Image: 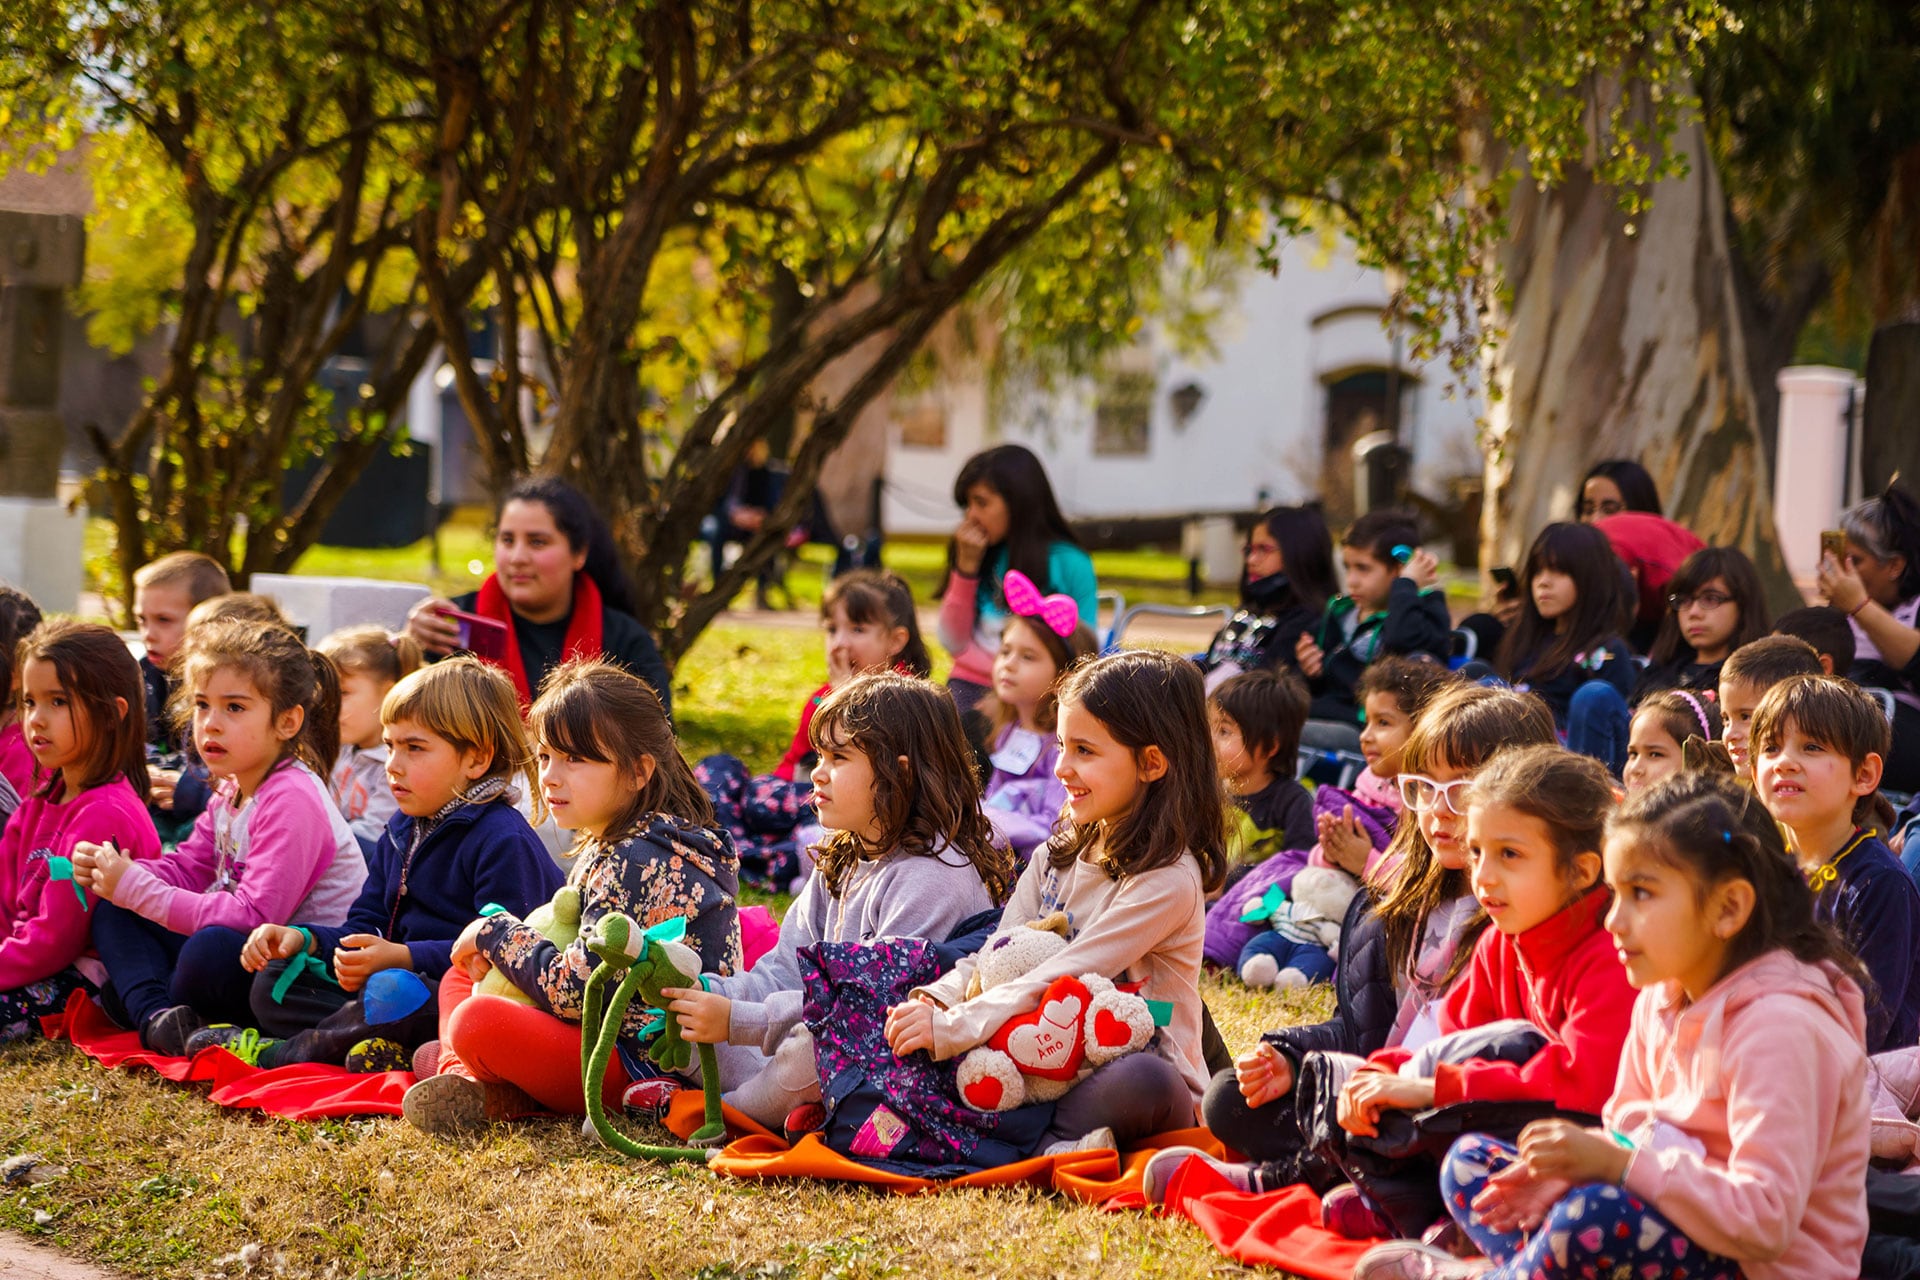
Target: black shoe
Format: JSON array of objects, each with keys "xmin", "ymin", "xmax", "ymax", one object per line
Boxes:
[{"xmin": 140, "ymin": 1005, "xmax": 206, "ymax": 1057}]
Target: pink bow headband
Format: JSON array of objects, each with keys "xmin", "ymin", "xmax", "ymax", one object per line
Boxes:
[{"xmin": 1002, "ymin": 570, "xmax": 1080, "ymax": 639}]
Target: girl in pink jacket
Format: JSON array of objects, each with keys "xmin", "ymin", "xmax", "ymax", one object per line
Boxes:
[{"xmin": 1355, "ymin": 771, "xmax": 1869, "ymax": 1280}]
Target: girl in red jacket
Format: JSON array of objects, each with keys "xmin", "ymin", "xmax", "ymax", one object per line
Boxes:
[
  {"xmin": 693, "ymin": 570, "xmax": 929, "ymax": 890},
  {"xmin": 1340, "ymin": 746, "xmax": 1630, "ymax": 1126},
  {"xmin": 1328, "ymin": 746, "xmax": 1633, "ymax": 1236}
]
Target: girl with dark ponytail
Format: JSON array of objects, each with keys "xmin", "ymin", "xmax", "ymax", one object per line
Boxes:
[{"xmin": 1360, "ymin": 771, "xmax": 1871, "ymax": 1280}]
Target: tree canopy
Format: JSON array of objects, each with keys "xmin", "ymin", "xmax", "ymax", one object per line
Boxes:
[{"xmin": 4, "ymin": 0, "xmax": 1721, "ymax": 655}]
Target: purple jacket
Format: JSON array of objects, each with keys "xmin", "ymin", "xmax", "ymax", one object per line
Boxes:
[{"xmin": 1203, "ymin": 780, "xmax": 1398, "ymax": 968}]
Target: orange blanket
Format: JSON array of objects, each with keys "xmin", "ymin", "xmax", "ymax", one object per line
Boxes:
[{"xmin": 662, "ymin": 1090, "xmax": 1223, "ymax": 1202}]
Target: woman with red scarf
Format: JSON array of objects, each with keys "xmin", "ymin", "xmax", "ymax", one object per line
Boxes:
[{"xmin": 405, "ymin": 478, "xmax": 672, "ymax": 715}]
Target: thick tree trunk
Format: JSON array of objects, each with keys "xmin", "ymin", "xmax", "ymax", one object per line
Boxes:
[
  {"xmin": 1863, "ymin": 317, "xmax": 1920, "ymax": 494},
  {"xmin": 1479, "ymin": 119, "xmax": 1799, "ymax": 611}
]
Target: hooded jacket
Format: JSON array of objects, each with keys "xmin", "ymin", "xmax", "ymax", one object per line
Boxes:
[
  {"xmin": 476, "ymin": 811, "xmax": 741, "ymax": 1035},
  {"xmin": 1608, "ymin": 950, "xmax": 1869, "ymax": 1280}
]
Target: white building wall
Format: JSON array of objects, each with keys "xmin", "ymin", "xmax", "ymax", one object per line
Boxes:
[{"xmin": 877, "ymin": 236, "xmax": 1483, "ymax": 534}]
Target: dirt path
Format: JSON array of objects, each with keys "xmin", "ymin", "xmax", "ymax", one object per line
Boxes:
[{"xmin": 0, "ymin": 1235, "xmax": 119, "ymax": 1280}]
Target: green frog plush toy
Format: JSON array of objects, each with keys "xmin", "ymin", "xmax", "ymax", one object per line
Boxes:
[{"xmin": 579, "ymin": 912, "xmax": 726, "ymax": 1159}]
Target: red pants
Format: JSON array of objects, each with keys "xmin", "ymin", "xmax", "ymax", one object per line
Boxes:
[{"xmin": 436, "ymin": 968, "xmax": 627, "ymax": 1114}]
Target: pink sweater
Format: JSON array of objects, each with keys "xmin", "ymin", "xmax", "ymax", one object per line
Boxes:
[
  {"xmin": 113, "ymin": 760, "xmax": 366, "ymax": 935},
  {"xmin": 1608, "ymin": 950, "xmax": 1869, "ymax": 1280},
  {"xmin": 0, "ymin": 722, "xmax": 36, "ymax": 802},
  {"xmin": 0, "ymin": 777, "xmax": 160, "ymax": 989}
]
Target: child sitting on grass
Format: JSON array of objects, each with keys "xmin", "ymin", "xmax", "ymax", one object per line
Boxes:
[
  {"xmin": 317, "ymin": 625, "xmax": 423, "ymax": 857},
  {"xmin": 974, "ymin": 572, "xmax": 1098, "ymax": 861},
  {"xmin": 1203, "ymin": 656, "xmax": 1452, "ymax": 970},
  {"xmin": 1296, "ymin": 511, "xmax": 1451, "ymax": 733},
  {"xmin": 1751, "ymin": 674, "xmax": 1919, "ymax": 1053},
  {"xmin": 1208, "ymin": 668, "xmax": 1314, "ymax": 887},
  {"xmin": 406, "ymin": 660, "xmax": 739, "ymax": 1133},
  {"xmin": 131, "ymin": 552, "xmax": 230, "ymax": 837},
  {"xmin": 1717, "ymin": 635, "xmax": 1824, "ymax": 781},
  {"xmin": 190, "ymin": 658, "xmax": 560, "ymax": 1072}
]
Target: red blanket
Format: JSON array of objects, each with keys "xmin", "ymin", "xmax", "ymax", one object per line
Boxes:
[
  {"xmin": 1149, "ymin": 1155, "xmax": 1381, "ymax": 1280},
  {"xmin": 42, "ymin": 994, "xmax": 411, "ymax": 1119}
]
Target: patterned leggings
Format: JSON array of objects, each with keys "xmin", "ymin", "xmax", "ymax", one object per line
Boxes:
[
  {"xmin": 0, "ymin": 968, "xmax": 93, "ymax": 1044},
  {"xmin": 696, "ymin": 753, "xmax": 813, "ymax": 890},
  {"xmin": 1441, "ymin": 1134, "xmax": 1740, "ymax": 1280}
]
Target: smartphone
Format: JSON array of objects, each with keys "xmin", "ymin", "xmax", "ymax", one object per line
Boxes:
[
  {"xmin": 1821, "ymin": 529, "xmax": 1848, "ymax": 565},
  {"xmin": 438, "ymin": 607, "xmax": 510, "ymax": 662},
  {"xmin": 1491, "ymin": 566, "xmax": 1518, "ymax": 595}
]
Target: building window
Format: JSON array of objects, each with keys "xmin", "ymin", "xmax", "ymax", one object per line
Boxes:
[
  {"xmin": 894, "ymin": 399, "xmax": 948, "ymax": 449},
  {"xmin": 1093, "ymin": 369, "xmax": 1154, "ymax": 456}
]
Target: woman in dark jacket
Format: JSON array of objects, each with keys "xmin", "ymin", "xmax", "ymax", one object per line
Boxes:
[{"xmin": 1201, "ymin": 506, "xmax": 1338, "ymax": 689}]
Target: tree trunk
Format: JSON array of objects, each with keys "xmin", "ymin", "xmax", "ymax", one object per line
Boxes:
[
  {"xmin": 1863, "ymin": 317, "xmax": 1920, "ymax": 494},
  {"xmin": 1479, "ymin": 118, "xmax": 1799, "ymax": 611}
]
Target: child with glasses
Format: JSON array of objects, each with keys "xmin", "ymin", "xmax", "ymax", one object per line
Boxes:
[
  {"xmin": 1144, "ymin": 685, "xmax": 1558, "ymax": 1205},
  {"xmin": 1635, "ymin": 547, "xmax": 1770, "ymax": 702}
]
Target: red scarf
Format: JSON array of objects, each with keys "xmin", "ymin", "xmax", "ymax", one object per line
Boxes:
[{"xmin": 473, "ymin": 572, "xmax": 605, "ymax": 707}]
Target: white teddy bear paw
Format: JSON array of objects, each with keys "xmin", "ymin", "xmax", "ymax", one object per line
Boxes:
[
  {"xmin": 1239, "ymin": 954, "xmax": 1280, "ymax": 988},
  {"xmin": 1274, "ymin": 967, "xmax": 1310, "ymax": 989},
  {"xmin": 956, "ymin": 1048, "xmax": 1024, "ymax": 1112}
]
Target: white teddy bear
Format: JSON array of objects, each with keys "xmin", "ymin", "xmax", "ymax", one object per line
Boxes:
[{"xmin": 954, "ymin": 913, "xmax": 1157, "ymax": 1113}]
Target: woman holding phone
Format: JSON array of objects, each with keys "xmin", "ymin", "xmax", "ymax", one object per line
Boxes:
[
  {"xmin": 1819, "ymin": 479, "xmax": 1920, "ymax": 793},
  {"xmin": 405, "ymin": 478, "xmax": 673, "ymax": 714}
]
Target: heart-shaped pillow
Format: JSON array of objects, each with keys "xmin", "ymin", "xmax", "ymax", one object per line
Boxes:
[{"xmin": 986, "ymin": 974, "xmax": 1091, "ymax": 1082}]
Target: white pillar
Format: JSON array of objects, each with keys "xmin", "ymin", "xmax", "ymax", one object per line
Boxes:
[
  {"xmin": 0, "ymin": 497, "xmax": 85, "ymax": 613},
  {"xmin": 1774, "ymin": 366, "xmax": 1859, "ymax": 585}
]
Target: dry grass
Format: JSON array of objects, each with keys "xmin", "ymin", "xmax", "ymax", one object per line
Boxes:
[{"xmin": 0, "ymin": 976, "xmax": 1334, "ymax": 1280}]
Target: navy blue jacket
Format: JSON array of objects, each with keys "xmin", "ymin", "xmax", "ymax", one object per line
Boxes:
[
  {"xmin": 304, "ymin": 797, "xmax": 562, "ymax": 978},
  {"xmin": 1509, "ymin": 635, "xmax": 1636, "ymax": 729},
  {"xmin": 1814, "ymin": 831, "xmax": 1920, "ymax": 1054},
  {"xmin": 1307, "ymin": 579, "xmax": 1453, "ymax": 723}
]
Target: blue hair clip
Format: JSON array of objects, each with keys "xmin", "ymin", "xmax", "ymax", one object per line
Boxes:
[
  {"xmin": 1391, "ymin": 544, "xmax": 1414, "ymax": 564},
  {"xmin": 1722, "ymin": 830, "xmax": 1733, "ymax": 844}
]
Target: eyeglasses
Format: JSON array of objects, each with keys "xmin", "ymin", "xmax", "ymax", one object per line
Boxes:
[
  {"xmin": 1398, "ymin": 773, "xmax": 1474, "ymax": 815},
  {"xmin": 1668, "ymin": 590, "xmax": 1734, "ymax": 611}
]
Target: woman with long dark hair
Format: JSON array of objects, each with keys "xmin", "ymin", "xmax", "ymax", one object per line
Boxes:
[
  {"xmin": 935, "ymin": 444, "xmax": 1097, "ymax": 712},
  {"xmin": 405, "ymin": 477, "xmax": 672, "ymax": 713},
  {"xmin": 1200, "ymin": 506, "xmax": 1338, "ymax": 690}
]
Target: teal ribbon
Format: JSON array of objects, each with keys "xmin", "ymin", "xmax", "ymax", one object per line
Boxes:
[
  {"xmin": 642, "ymin": 916, "xmax": 688, "ymax": 945},
  {"xmin": 1239, "ymin": 883, "xmax": 1288, "ymax": 924},
  {"xmin": 270, "ymin": 928, "xmax": 340, "ymax": 1004},
  {"xmin": 629, "ymin": 918, "xmax": 690, "ymax": 1040},
  {"xmin": 1144, "ymin": 999, "xmax": 1174, "ymax": 1028},
  {"xmin": 45, "ymin": 857, "xmax": 86, "ymax": 911}
]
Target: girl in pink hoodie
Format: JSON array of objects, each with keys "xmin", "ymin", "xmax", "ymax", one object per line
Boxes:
[{"xmin": 1355, "ymin": 771, "xmax": 1870, "ymax": 1280}]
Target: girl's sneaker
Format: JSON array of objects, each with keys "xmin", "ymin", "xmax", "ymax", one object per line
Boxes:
[
  {"xmin": 183, "ymin": 1024, "xmax": 279, "ymax": 1067},
  {"xmin": 1321, "ymin": 1182, "xmax": 1394, "ymax": 1239},
  {"xmin": 141, "ymin": 1005, "xmax": 207, "ymax": 1058},
  {"xmin": 344, "ymin": 1038, "xmax": 409, "ymax": 1074},
  {"xmin": 782, "ymin": 1101, "xmax": 826, "ymax": 1144},
  {"xmin": 620, "ymin": 1076, "xmax": 685, "ymax": 1123},
  {"xmin": 1140, "ymin": 1147, "xmax": 1267, "ymax": 1205},
  {"xmin": 401, "ymin": 1072, "xmax": 538, "ymax": 1135},
  {"xmin": 1352, "ymin": 1241, "xmax": 1492, "ymax": 1279},
  {"xmin": 410, "ymin": 1040, "xmax": 441, "ymax": 1078}
]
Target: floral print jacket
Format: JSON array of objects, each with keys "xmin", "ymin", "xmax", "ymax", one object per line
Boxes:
[{"xmin": 475, "ymin": 811, "xmax": 742, "ymax": 1033}]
